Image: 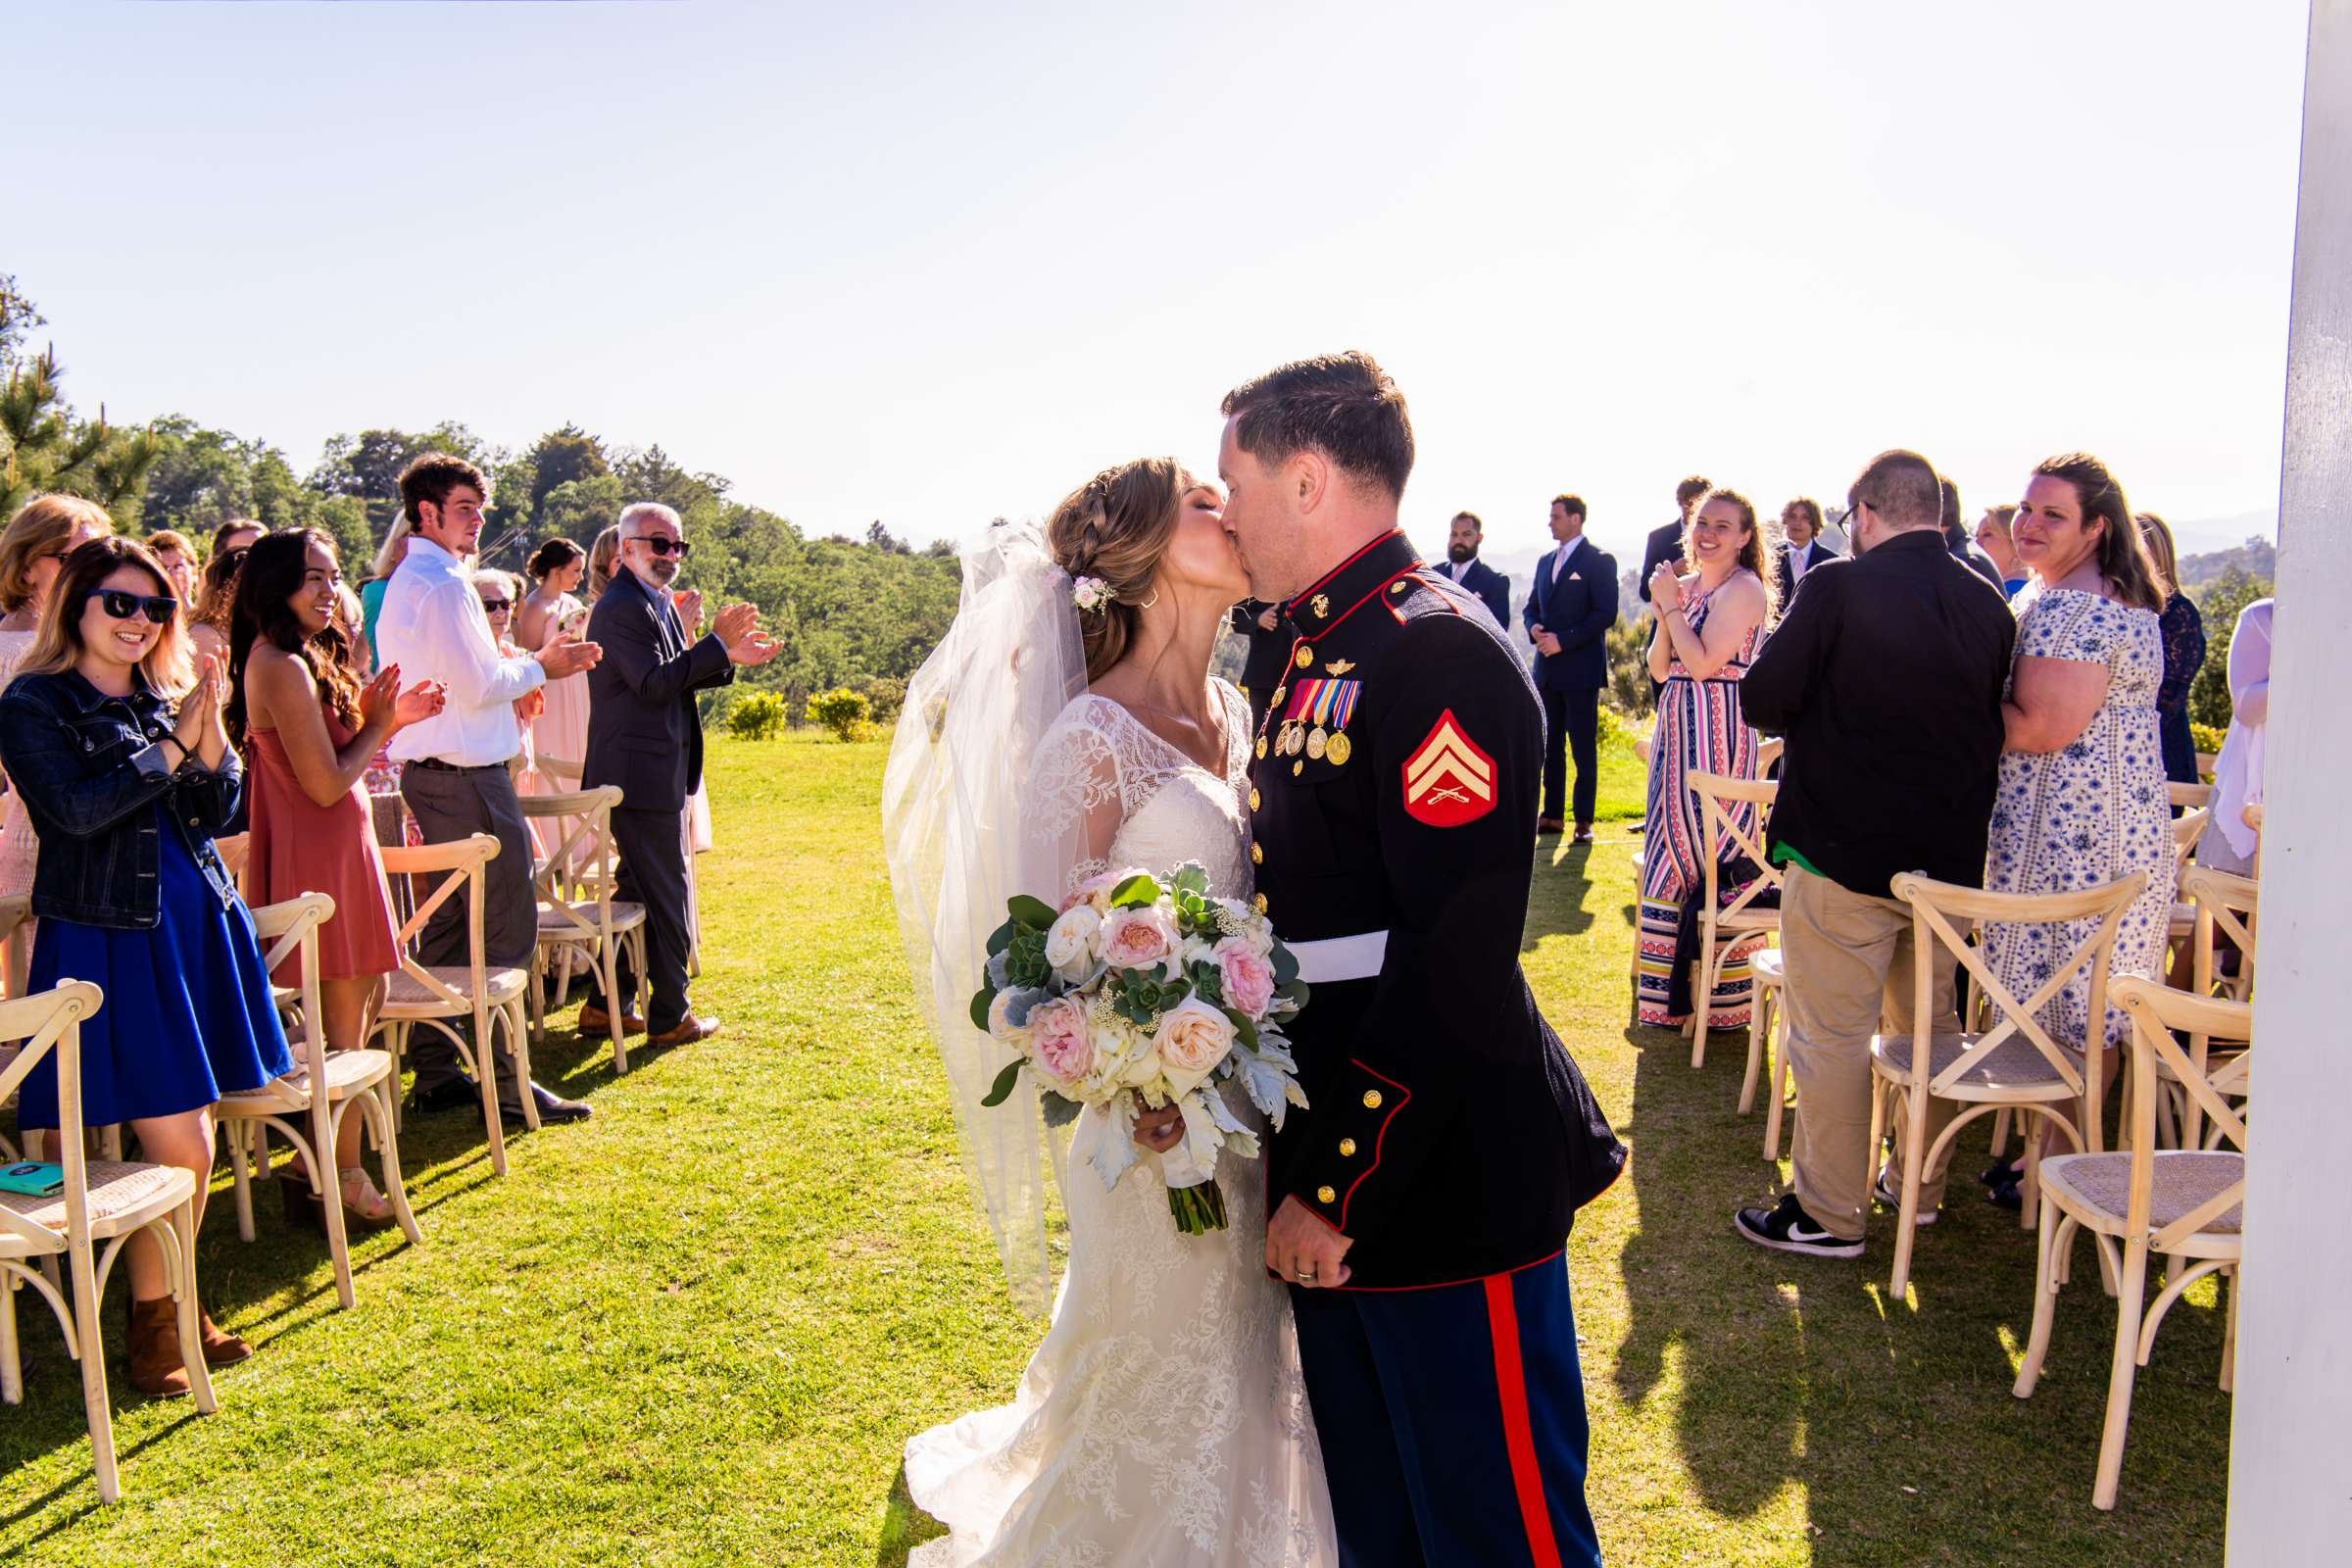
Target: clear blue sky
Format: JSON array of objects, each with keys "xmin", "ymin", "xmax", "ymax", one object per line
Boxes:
[{"xmin": 11, "ymin": 1, "xmax": 2309, "ymax": 561}]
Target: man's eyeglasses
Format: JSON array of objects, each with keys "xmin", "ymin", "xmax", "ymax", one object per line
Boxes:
[
  {"xmin": 86, "ymin": 588, "xmax": 177, "ymax": 625},
  {"xmin": 478, "ymin": 598, "xmax": 513, "ymax": 613},
  {"xmin": 630, "ymin": 536, "xmax": 692, "ymax": 558}
]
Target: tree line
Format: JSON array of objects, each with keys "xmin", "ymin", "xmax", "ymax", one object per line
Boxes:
[{"xmin": 0, "ymin": 273, "xmax": 959, "ymax": 725}]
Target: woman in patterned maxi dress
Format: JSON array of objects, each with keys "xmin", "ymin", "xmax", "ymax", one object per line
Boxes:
[
  {"xmin": 1975, "ymin": 455, "xmax": 2173, "ymax": 1201},
  {"xmin": 1636, "ymin": 490, "xmax": 1777, "ymax": 1030}
]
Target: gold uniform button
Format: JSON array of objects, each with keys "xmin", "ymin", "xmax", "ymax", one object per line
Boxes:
[
  {"xmin": 1295, "ymin": 646, "xmax": 1313, "ymax": 668},
  {"xmin": 1250, "ymin": 842, "xmax": 1263, "ymax": 865},
  {"xmin": 1254, "ymin": 736, "xmax": 1267, "ymax": 760},
  {"xmin": 1361, "ymin": 1090, "xmax": 1383, "ymax": 1109},
  {"xmin": 1270, "ymin": 686, "xmax": 1286, "ymax": 707},
  {"xmin": 1338, "ymin": 1138, "xmax": 1357, "ymax": 1156},
  {"xmin": 1391, "ymin": 580, "xmax": 1410, "ymax": 595},
  {"xmin": 1316, "ymin": 1186, "xmax": 1337, "ymax": 1204},
  {"xmin": 1249, "ymin": 788, "xmax": 1261, "ymax": 811},
  {"xmin": 1253, "ymin": 893, "xmax": 1268, "ymax": 914}
]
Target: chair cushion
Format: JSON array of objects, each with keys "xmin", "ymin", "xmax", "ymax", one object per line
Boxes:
[
  {"xmin": 2039, "ymin": 1151, "xmax": 2243, "ymax": 1236},
  {"xmin": 1870, "ymin": 1030, "xmax": 2077, "ymax": 1094},
  {"xmin": 381, "ymin": 965, "xmax": 529, "ymax": 1012},
  {"xmin": 0, "ymin": 1159, "xmax": 196, "ymax": 1251}
]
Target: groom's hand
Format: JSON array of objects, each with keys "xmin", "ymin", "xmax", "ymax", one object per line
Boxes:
[{"xmin": 1266, "ymin": 1197, "xmax": 1353, "ymax": 1289}]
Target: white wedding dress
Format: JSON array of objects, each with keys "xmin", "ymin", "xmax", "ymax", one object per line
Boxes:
[{"xmin": 905, "ymin": 684, "xmax": 1337, "ymax": 1568}]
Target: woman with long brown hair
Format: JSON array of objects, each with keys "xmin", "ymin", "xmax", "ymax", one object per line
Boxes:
[
  {"xmin": 1977, "ymin": 453, "xmax": 2172, "ymax": 1208},
  {"xmin": 0, "ymin": 536, "xmax": 290, "ymax": 1395},
  {"xmin": 232, "ymin": 528, "xmax": 444, "ymax": 1232},
  {"xmin": 1636, "ymin": 486, "xmax": 1777, "ymax": 1030}
]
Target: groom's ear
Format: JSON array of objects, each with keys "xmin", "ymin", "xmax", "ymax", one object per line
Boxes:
[{"xmin": 1293, "ymin": 448, "xmax": 1330, "ymax": 515}]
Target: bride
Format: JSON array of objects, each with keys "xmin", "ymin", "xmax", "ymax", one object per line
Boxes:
[{"xmin": 883, "ymin": 458, "xmax": 1336, "ymax": 1566}]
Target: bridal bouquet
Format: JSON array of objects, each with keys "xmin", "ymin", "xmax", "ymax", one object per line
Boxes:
[{"xmin": 971, "ymin": 863, "xmax": 1310, "ymax": 1234}]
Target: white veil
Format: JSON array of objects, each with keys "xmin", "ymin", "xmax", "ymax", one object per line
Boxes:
[{"xmin": 882, "ymin": 517, "xmax": 1090, "ymax": 1315}]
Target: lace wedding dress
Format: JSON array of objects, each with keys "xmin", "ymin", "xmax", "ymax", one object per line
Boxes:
[{"xmin": 906, "ymin": 684, "xmax": 1337, "ymax": 1568}]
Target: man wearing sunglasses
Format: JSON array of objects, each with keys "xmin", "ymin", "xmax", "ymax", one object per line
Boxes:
[
  {"xmin": 583, "ymin": 501, "xmax": 779, "ymax": 1048},
  {"xmin": 378, "ymin": 452, "xmax": 606, "ymax": 1129}
]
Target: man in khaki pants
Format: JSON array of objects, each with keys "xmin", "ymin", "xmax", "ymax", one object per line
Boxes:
[{"xmin": 1730, "ymin": 450, "xmax": 2016, "ymax": 1258}]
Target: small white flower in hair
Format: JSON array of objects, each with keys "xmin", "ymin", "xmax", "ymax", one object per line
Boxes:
[{"xmin": 1071, "ymin": 575, "xmax": 1113, "ymax": 614}]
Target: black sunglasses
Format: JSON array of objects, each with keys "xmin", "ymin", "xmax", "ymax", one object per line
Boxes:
[
  {"xmin": 86, "ymin": 588, "xmax": 177, "ymax": 625},
  {"xmin": 478, "ymin": 598, "xmax": 513, "ymax": 613},
  {"xmin": 631, "ymin": 536, "xmax": 692, "ymax": 558}
]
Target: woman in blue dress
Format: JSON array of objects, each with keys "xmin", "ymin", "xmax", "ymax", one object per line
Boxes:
[{"xmin": 0, "ymin": 534, "xmax": 293, "ymax": 1398}]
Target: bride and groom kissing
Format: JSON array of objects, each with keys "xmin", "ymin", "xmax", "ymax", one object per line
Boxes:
[{"xmin": 884, "ymin": 351, "xmax": 1624, "ymax": 1567}]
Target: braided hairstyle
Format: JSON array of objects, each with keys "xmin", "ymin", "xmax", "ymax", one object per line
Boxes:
[{"xmin": 1045, "ymin": 457, "xmax": 1195, "ymax": 681}]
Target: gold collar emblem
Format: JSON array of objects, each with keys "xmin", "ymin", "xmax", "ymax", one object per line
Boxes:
[{"xmin": 1310, "ymin": 594, "xmax": 1332, "ymax": 619}]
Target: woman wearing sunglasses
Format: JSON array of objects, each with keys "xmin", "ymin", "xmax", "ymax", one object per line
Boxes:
[{"xmin": 0, "ymin": 535, "xmax": 294, "ymax": 1398}]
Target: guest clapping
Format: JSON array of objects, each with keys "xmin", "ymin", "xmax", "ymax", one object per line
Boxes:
[
  {"xmin": 0, "ymin": 536, "xmax": 292, "ymax": 1395},
  {"xmin": 1636, "ymin": 489, "xmax": 1774, "ymax": 1030},
  {"xmin": 583, "ymin": 502, "xmax": 779, "ymax": 1047},
  {"xmin": 520, "ymin": 538, "xmax": 592, "ymax": 771},
  {"xmin": 376, "ymin": 453, "xmax": 603, "ymax": 1127},
  {"xmin": 1978, "ymin": 454, "xmax": 2172, "ymax": 1208},
  {"xmin": 230, "ymin": 529, "xmax": 446, "ymax": 1231}
]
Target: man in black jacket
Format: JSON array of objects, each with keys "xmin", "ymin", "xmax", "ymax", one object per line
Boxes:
[
  {"xmin": 1637, "ymin": 474, "xmax": 1713, "ymax": 603},
  {"xmin": 1773, "ymin": 496, "xmax": 1840, "ymax": 607},
  {"xmin": 1732, "ymin": 450, "xmax": 2016, "ymax": 1259},
  {"xmin": 1432, "ymin": 511, "xmax": 1513, "ymax": 630},
  {"xmin": 582, "ymin": 502, "xmax": 779, "ymax": 1047},
  {"xmin": 1523, "ymin": 494, "xmax": 1618, "ymax": 839}
]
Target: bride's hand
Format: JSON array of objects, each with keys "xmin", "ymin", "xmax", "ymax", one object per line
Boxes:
[{"xmin": 1132, "ymin": 1103, "xmax": 1186, "ymax": 1153}]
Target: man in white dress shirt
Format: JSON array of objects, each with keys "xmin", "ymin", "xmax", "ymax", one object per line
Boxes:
[
  {"xmin": 376, "ymin": 453, "xmax": 604, "ymax": 1126},
  {"xmin": 1774, "ymin": 497, "xmax": 1840, "ymax": 608},
  {"xmin": 1435, "ymin": 512, "xmax": 1513, "ymax": 630}
]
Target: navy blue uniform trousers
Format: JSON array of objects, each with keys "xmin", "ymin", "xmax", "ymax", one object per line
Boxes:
[{"xmin": 1290, "ymin": 1256, "xmax": 1602, "ymax": 1567}]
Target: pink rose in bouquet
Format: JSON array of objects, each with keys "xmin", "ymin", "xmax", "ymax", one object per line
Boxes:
[
  {"xmin": 1212, "ymin": 937, "xmax": 1277, "ymax": 1018},
  {"xmin": 1027, "ymin": 998, "xmax": 1094, "ymax": 1087},
  {"xmin": 1156, "ymin": 997, "xmax": 1236, "ymax": 1095},
  {"xmin": 1101, "ymin": 904, "xmax": 1179, "ymax": 970}
]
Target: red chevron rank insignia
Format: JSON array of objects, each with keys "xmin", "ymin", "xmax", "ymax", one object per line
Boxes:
[{"xmin": 1400, "ymin": 710, "xmax": 1495, "ymax": 827}]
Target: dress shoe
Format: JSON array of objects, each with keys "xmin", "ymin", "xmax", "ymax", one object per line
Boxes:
[
  {"xmin": 410, "ymin": 1073, "xmax": 483, "ymax": 1115},
  {"xmin": 1538, "ymin": 816, "xmax": 1566, "ymax": 833},
  {"xmin": 126, "ymin": 1297, "xmax": 192, "ymax": 1398},
  {"xmin": 649, "ymin": 1015, "xmax": 720, "ymax": 1048},
  {"xmin": 578, "ymin": 1004, "xmax": 647, "ymax": 1037},
  {"xmin": 502, "ymin": 1084, "xmax": 593, "ymax": 1127}
]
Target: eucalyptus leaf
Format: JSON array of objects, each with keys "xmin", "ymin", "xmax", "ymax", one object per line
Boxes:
[
  {"xmin": 1222, "ymin": 1007, "xmax": 1259, "ymax": 1049},
  {"xmin": 978, "ymin": 1057, "xmax": 1024, "ymax": 1107},
  {"xmin": 1006, "ymin": 894, "xmax": 1059, "ymax": 931},
  {"xmin": 1271, "ymin": 943, "xmax": 1299, "ymax": 987},
  {"xmin": 1109, "ymin": 873, "xmax": 1160, "ymax": 907},
  {"xmin": 987, "ymin": 918, "xmax": 1018, "ymax": 958},
  {"xmin": 1040, "ymin": 1091, "xmax": 1083, "ymax": 1129},
  {"xmin": 968, "ymin": 988, "xmax": 995, "ymax": 1033}
]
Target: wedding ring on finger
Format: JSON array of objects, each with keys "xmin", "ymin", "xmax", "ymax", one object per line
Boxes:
[{"xmin": 1295, "ymin": 1268, "xmax": 1317, "ymax": 1285}]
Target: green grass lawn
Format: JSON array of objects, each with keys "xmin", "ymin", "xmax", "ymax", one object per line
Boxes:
[{"xmin": 0, "ymin": 733, "xmax": 2227, "ymax": 1565}]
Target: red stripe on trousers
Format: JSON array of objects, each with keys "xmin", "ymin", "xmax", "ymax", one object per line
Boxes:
[{"xmin": 1485, "ymin": 1273, "xmax": 1564, "ymax": 1568}]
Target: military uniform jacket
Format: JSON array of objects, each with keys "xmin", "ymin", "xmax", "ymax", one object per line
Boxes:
[{"xmin": 1249, "ymin": 531, "xmax": 1624, "ymax": 1290}]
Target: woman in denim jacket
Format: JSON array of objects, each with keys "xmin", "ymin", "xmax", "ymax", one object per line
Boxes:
[{"xmin": 0, "ymin": 536, "xmax": 293, "ymax": 1398}]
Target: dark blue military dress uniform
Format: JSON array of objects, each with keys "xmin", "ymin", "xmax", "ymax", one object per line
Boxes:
[{"xmin": 1248, "ymin": 530, "xmax": 1625, "ymax": 1568}]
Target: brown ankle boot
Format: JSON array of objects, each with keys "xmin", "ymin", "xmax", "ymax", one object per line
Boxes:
[
  {"xmin": 126, "ymin": 1297, "xmax": 193, "ymax": 1399},
  {"xmin": 196, "ymin": 1305, "xmax": 251, "ymax": 1366}
]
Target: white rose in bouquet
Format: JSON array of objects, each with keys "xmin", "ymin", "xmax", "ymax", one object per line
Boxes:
[
  {"xmin": 1156, "ymin": 996, "xmax": 1237, "ymax": 1096},
  {"xmin": 1044, "ymin": 905, "xmax": 1103, "ymax": 976}
]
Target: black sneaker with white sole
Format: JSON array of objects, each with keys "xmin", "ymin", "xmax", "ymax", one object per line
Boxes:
[
  {"xmin": 1735, "ymin": 1194, "xmax": 1865, "ymax": 1258},
  {"xmin": 1872, "ymin": 1166, "xmax": 1939, "ymax": 1225}
]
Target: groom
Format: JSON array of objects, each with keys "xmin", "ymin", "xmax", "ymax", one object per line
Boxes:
[{"xmin": 1219, "ymin": 352, "xmax": 1623, "ymax": 1568}]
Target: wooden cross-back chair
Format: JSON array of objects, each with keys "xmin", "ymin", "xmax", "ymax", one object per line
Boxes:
[
  {"xmin": 371, "ymin": 834, "xmax": 531, "ymax": 1179},
  {"xmin": 0, "ymin": 979, "xmax": 216, "ymax": 1502},
  {"xmin": 1873, "ymin": 869, "xmax": 2147, "ymax": 1301},
  {"xmin": 2012, "ymin": 976, "xmax": 2248, "ymax": 1511},
  {"xmin": 2166, "ymin": 781, "xmax": 2214, "ymax": 811},
  {"xmin": 539, "ymin": 751, "xmax": 703, "ymax": 980},
  {"xmin": 517, "ymin": 784, "xmax": 647, "ymax": 1074},
  {"xmin": 216, "ymin": 893, "xmax": 421, "ymax": 1309},
  {"xmin": 1686, "ymin": 771, "xmax": 1782, "ymax": 1074}
]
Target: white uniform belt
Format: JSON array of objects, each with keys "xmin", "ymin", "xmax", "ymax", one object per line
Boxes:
[{"xmin": 1288, "ymin": 930, "xmax": 1389, "ymax": 984}]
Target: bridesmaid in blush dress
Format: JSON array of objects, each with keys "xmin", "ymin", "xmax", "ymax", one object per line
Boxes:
[{"xmin": 231, "ymin": 529, "xmax": 447, "ymax": 1229}]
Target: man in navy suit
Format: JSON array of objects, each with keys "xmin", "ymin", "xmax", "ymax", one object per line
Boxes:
[
  {"xmin": 582, "ymin": 502, "xmax": 781, "ymax": 1047},
  {"xmin": 1523, "ymin": 494, "xmax": 1618, "ymax": 841},
  {"xmin": 1638, "ymin": 475, "xmax": 1713, "ymax": 604},
  {"xmin": 1432, "ymin": 511, "xmax": 1513, "ymax": 631},
  {"xmin": 1775, "ymin": 496, "xmax": 1840, "ymax": 607}
]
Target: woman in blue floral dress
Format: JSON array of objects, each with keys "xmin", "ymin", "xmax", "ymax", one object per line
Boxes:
[{"xmin": 1979, "ymin": 455, "xmax": 2172, "ymax": 1205}]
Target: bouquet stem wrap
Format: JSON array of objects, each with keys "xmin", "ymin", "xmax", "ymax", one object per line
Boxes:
[{"xmin": 1155, "ymin": 1140, "xmax": 1230, "ymax": 1235}]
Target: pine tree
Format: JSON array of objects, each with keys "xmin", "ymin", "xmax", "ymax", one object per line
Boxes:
[{"xmin": 0, "ymin": 347, "xmax": 158, "ymax": 518}]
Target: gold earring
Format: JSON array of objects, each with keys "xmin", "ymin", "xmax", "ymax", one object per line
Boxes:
[{"xmin": 1138, "ymin": 590, "xmax": 1160, "ymax": 610}]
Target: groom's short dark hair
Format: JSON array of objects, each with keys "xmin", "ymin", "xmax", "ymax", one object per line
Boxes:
[{"xmin": 1221, "ymin": 351, "xmax": 1414, "ymax": 500}]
